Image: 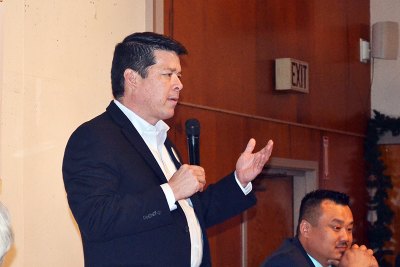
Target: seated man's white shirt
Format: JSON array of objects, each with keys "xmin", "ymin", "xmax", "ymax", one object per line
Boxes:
[{"xmin": 308, "ymin": 253, "xmax": 324, "ymax": 267}]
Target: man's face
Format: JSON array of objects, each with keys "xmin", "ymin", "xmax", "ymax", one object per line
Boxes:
[
  {"xmin": 128, "ymin": 50, "xmax": 183, "ymax": 125},
  {"xmin": 302, "ymin": 200, "xmax": 354, "ymax": 266}
]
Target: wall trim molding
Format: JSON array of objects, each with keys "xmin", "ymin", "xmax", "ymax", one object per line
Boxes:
[{"xmin": 179, "ymin": 101, "xmax": 366, "ymax": 138}]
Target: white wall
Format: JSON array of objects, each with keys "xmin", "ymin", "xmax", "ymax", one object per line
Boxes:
[
  {"xmin": 0, "ymin": 0, "xmax": 154, "ymax": 266},
  {"xmin": 371, "ymin": 0, "xmax": 400, "ymax": 118}
]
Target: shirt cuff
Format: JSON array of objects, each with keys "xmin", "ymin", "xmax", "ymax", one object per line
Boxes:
[
  {"xmin": 160, "ymin": 183, "xmax": 177, "ymax": 211},
  {"xmin": 234, "ymin": 171, "xmax": 252, "ymax": 195}
]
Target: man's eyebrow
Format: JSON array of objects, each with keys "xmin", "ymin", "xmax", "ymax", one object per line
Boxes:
[
  {"xmin": 162, "ymin": 67, "xmax": 180, "ymax": 72},
  {"xmin": 331, "ymin": 218, "xmax": 354, "ymax": 225}
]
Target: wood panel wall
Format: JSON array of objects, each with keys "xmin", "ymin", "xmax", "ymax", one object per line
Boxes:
[{"xmin": 164, "ymin": 0, "xmax": 370, "ymax": 266}]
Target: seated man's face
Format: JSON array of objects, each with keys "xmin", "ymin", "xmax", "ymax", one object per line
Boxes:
[{"xmin": 305, "ymin": 200, "xmax": 354, "ymax": 266}]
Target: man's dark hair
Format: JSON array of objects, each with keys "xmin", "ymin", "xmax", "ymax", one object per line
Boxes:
[
  {"xmin": 110, "ymin": 32, "xmax": 188, "ymax": 99},
  {"xmin": 296, "ymin": 189, "xmax": 350, "ymax": 236}
]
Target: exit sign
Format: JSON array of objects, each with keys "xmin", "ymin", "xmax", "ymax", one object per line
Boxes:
[{"xmin": 275, "ymin": 58, "xmax": 309, "ymax": 93}]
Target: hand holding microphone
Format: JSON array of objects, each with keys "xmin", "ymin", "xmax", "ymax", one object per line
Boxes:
[
  {"xmin": 169, "ymin": 164, "xmax": 206, "ymax": 201},
  {"xmin": 168, "ymin": 119, "xmax": 206, "ymax": 201}
]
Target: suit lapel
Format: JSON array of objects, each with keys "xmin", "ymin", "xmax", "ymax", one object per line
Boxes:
[
  {"xmin": 106, "ymin": 101, "xmax": 168, "ymax": 184},
  {"xmin": 293, "ymin": 237, "xmax": 317, "ymax": 267},
  {"xmin": 164, "ymin": 139, "xmax": 182, "ymax": 169},
  {"xmin": 106, "ymin": 101, "xmax": 204, "ymax": 227}
]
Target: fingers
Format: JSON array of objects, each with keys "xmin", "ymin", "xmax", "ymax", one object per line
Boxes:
[
  {"xmin": 366, "ymin": 249, "xmax": 374, "ymax": 256},
  {"xmin": 352, "ymin": 245, "xmax": 374, "ymax": 256},
  {"xmin": 351, "ymin": 244, "xmax": 372, "ymax": 254},
  {"xmin": 370, "ymin": 255, "xmax": 379, "ymax": 267},
  {"xmin": 359, "ymin": 245, "xmax": 367, "ymax": 250},
  {"xmin": 245, "ymin": 139, "xmax": 274, "ymax": 155},
  {"xmin": 258, "ymin": 139, "xmax": 274, "ymax": 165},
  {"xmin": 186, "ymin": 164, "xmax": 206, "ymax": 186},
  {"xmin": 243, "ymin": 138, "xmax": 256, "ymax": 154},
  {"xmin": 263, "ymin": 139, "xmax": 274, "ymax": 159},
  {"xmin": 340, "ymin": 244, "xmax": 377, "ymax": 267},
  {"xmin": 268, "ymin": 139, "xmax": 274, "ymax": 151},
  {"xmin": 169, "ymin": 164, "xmax": 206, "ymax": 200},
  {"xmin": 266, "ymin": 139, "xmax": 274, "ymax": 150},
  {"xmin": 194, "ymin": 167, "xmax": 206, "ymax": 192}
]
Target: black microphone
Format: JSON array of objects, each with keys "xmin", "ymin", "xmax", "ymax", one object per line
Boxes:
[{"xmin": 185, "ymin": 119, "xmax": 200, "ymax": 165}]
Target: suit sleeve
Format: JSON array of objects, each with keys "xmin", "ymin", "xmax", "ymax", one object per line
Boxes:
[
  {"xmin": 195, "ymin": 172, "xmax": 257, "ymax": 228},
  {"xmin": 62, "ymin": 124, "xmax": 173, "ymax": 242}
]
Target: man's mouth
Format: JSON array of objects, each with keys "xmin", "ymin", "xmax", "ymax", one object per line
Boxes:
[
  {"xmin": 168, "ymin": 96, "xmax": 179, "ymax": 103},
  {"xmin": 336, "ymin": 246, "xmax": 348, "ymax": 253}
]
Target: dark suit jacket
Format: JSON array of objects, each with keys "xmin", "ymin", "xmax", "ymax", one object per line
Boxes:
[
  {"xmin": 260, "ymin": 237, "xmax": 316, "ymax": 267},
  {"xmin": 62, "ymin": 101, "xmax": 256, "ymax": 267}
]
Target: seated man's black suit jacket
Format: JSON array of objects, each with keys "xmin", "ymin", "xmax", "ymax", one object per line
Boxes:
[
  {"xmin": 261, "ymin": 237, "xmax": 316, "ymax": 267},
  {"xmin": 62, "ymin": 101, "xmax": 256, "ymax": 267}
]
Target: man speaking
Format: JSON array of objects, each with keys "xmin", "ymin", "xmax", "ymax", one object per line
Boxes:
[{"xmin": 62, "ymin": 32, "xmax": 273, "ymax": 267}]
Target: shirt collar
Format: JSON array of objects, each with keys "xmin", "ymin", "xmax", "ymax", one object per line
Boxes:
[
  {"xmin": 307, "ymin": 253, "xmax": 324, "ymax": 267},
  {"xmin": 113, "ymin": 99, "xmax": 170, "ymax": 147}
]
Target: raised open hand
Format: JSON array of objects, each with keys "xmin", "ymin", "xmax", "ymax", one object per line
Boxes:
[{"xmin": 235, "ymin": 138, "xmax": 273, "ymax": 187}]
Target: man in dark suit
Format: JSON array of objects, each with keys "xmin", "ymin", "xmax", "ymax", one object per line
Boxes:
[
  {"xmin": 62, "ymin": 32, "xmax": 274, "ymax": 267},
  {"xmin": 261, "ymin": 190, "xmax": 378, "ymax": 267}
]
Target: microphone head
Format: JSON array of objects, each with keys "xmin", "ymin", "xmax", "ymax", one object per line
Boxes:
[{"xmin": 185, "ymin": 119, "xmax": 200, "ymax": 136}]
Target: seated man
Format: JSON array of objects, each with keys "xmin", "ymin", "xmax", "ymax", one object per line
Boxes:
[{"xmin": 261, "ymin": 189, "xmax": 378, "ymax": 267}]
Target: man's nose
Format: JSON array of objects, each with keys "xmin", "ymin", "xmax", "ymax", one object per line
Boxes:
[
  {"xmin": 340, "ymin": 229, "xmax": 352, "ymax": 243},
  {"xmin": 173, "ymin": 75, "xmax": 183, "ymax": 91}
]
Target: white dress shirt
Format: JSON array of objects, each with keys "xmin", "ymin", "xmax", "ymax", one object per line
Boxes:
[{"xmin": 114, "ymin": 100, "xmax": 203, "ymax": 267}]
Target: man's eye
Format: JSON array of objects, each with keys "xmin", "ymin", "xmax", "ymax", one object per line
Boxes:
[
  {"xmin": 163, "ymin": 73, "xmax": 182, "ymax": 79},
  {"xmin": 333, "ymin": 226, "xmax": 341, "ymax": 231}
]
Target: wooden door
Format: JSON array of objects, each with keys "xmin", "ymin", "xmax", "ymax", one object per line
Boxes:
[
  {"xmin": 206, "ymin": 174, "xmax": 293, "ymax": 267},
  {"xmin": 246, "ymin": 174, "xmax": 293, "ymax": 266}
]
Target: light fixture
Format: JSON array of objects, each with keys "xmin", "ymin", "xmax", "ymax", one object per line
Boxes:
[{"xmin": 359, "ymin": 21, "xmax": 399, "ymax": 63}]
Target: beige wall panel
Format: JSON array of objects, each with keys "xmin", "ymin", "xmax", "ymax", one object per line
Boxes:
[{"xmin": 0, "ymin": 1, "xmax": 149, "ymax": 266}]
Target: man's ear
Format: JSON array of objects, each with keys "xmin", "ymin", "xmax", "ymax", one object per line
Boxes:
[
  {"xmin": 299, "ymin": 219, "xmax": 312, "ymax": 237},
  {"xmin": 124, "ymin": 69, "xmax": 138, "ymax": 87}
]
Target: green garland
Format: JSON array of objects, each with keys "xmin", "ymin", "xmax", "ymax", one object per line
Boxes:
[{"xmin": 365, "ymin": 110, "xmax": 400, "ymax": 267}]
